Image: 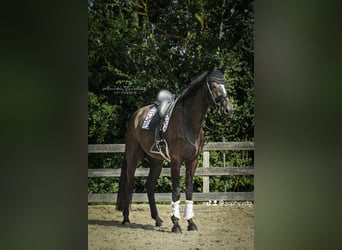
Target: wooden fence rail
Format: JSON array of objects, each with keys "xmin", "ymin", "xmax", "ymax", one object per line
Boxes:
[
  {"xmin": 88, "ymin": 192, "xmax": 254, "ymax": 203},
  {"xmin": 88, "ymin": 167, "xmax": 254, "ymax": 177},
  {"xmin": 88, "ymin": 142, "xmax": 254, "ymax": 153},
  {"xmin": 88, "ymin": 141, "xmax": 254, "ymax": 203}
]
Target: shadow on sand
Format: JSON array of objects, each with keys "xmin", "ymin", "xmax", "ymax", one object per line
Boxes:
[{"xmin": 88, "ymin": 219, "xmax": 171, "ymax": 233}]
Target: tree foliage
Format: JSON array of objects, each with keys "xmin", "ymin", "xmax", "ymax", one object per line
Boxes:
[{"xmin": 88, "ymin": 0, "xmax": 254, "ymax": 195}]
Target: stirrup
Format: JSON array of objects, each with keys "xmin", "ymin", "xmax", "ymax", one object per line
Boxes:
[{"xmin": 150, "ymin": 139, "xmax": 171, "ymax": 161}]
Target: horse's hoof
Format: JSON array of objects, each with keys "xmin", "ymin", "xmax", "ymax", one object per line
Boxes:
[
  {"xmin": 171, "ymin": 225, "xmax": 182, "ymax": 233},
  {"xmin": 188, "ymin": 223, "xmax": 198, "ymax": 231},
  {"xmin": 155, "ymin": 221, "xmax": 163, "ymax": 227},
  {"xmin": 121, "ymin": 220, "xmax": 130, "ymax": 225}
]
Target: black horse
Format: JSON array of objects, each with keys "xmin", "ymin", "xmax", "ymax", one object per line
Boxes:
[{"xmin": 116, "ymin": 66, "xmax": 233, "ymax": 233}]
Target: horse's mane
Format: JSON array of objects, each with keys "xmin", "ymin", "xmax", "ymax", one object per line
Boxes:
[{"xmin": 177, "ymin": 71, "xmax": 209, "ymax": 101}]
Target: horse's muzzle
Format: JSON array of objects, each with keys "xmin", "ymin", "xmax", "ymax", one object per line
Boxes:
[{"xmin": 222, "ymin": 101, "xmax": 233, "ymax": 117}]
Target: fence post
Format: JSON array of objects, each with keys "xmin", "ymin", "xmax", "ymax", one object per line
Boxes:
[
  {"xmin": 203, "ymin": 151, "xmax": 210, "ymax": 193},
  {"xmin": 223, "ymin": 137, "xmax": 227, "ymax": 192}
]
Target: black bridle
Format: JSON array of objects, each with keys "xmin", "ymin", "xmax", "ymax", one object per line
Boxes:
[
  {"xmin": 204, "ymin": 79, "xmax": 230, "ymax": 134},
  {"xmin": 206, "ymin": 79, "xmax": 228, "ymax": 107}
]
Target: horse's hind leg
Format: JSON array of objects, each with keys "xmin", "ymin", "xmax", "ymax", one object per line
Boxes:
[
  {"xmin": 146, "ymin": 158, "xmax": 163, "ymax": 226},
  {"xmin": 116, "ymin": 142, "xmax": 143, "ymax": 225}
]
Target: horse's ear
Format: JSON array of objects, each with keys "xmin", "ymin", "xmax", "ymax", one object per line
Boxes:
[
  {"xmin": 208, "ymin": 65, "xmax": 215, "ymax": 72},
  {"xmin": 220, "ymin": 63, "xmax": 228, "ymax": 73}
]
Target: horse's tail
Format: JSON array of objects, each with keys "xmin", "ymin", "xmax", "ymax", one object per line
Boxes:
[{"xmin": 116, "ymin": 155, "xmax": 131, "ymax": 211}]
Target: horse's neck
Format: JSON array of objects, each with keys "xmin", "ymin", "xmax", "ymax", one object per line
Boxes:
[{"xmin": 181, "ymin": 83, "xmax": 209, "ymax": 141}]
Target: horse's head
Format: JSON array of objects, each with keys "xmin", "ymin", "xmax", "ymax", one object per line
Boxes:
[{"xmin": 206, "ymin": 67, "xmax": 233, "ymax": 117}]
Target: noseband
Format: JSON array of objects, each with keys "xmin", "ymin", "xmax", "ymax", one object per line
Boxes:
[{"xmin": 206, "ymin": 78, "xmax": 228, "ymax": 106}]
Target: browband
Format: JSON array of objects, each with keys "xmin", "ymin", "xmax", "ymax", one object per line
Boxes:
[{"xmin": 207, "ymin": 76, "xmax": 226, "ymax": 84}]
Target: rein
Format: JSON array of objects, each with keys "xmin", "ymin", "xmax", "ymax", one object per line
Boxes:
[{"xmin": 203, "ymin": 120, "xmax": 217, "ymax": 133}]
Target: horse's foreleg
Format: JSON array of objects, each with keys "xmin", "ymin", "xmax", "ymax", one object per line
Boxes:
[
  {"xmin": 184, "ymin": 158, "xmax": 198, "ymax": 231},
  {"xmin": 170, "ymin": 160, "xmax": 182, "ymax": 233},
  {"xmin": 146, "ymin": 158, "xmax": 163, "ymax": 226}
]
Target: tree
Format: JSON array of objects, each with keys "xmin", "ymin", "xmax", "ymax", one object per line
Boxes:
[{"xmin": 88, "ymin": 0, "xmax": 254, "ymax": 194}]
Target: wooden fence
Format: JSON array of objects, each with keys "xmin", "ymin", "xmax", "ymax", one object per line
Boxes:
[{"xmin": 88, "ymin": 142, "xmax": 254, "ymax": 203}]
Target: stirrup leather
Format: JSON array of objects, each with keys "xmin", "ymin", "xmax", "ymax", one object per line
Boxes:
[{"xmin": 150, "ymin": 139, "xmax": 171, "ymax": 161}]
